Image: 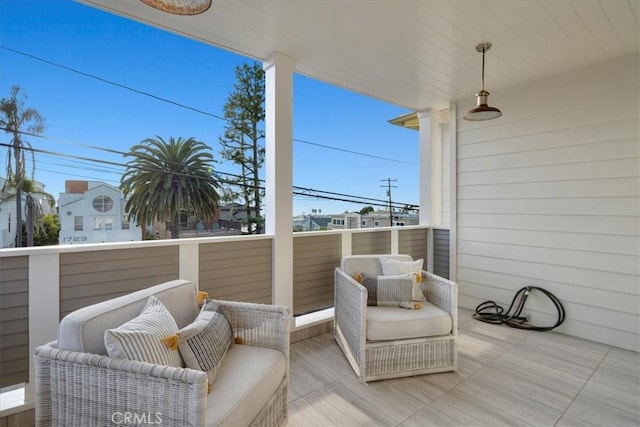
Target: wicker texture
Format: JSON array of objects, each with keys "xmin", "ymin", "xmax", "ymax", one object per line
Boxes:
[
  {"xmin": 36, "ymin": 300, "xmax": 290, "ymax": 427},
  {"xmin": 334, "ymin": 258, "xmax": 457, "ymax": 383}
]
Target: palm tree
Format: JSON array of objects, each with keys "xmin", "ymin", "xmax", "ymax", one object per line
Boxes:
[
  {"xmin": 0, "ymin": 85, "xmax": 45, "ymax": 247},
  {"xmin": 3, "ymin": 177, "xmax": 55, "ymax": 247},
  {"xmin": 120, "ymin": 136, "xmax": 220, "ymax": 239}
]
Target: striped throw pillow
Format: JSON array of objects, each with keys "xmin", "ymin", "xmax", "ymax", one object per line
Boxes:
[
  {"xmin": 354, "ymin": 272, "xmax": 425, "ymax": 309},
  {"xmin": 177, "ymin": 300, "xmax": 233, "ymax": 386},
  {"xmin": 104, "ymin": 296, "xmax": 183, "ymax": 367}
]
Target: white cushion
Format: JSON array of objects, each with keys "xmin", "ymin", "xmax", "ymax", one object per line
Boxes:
[
  {"xmin": 104, "ymin": 296, "xmax": 183, "ymax": 367},
  {"xmin": 178, "ymin": 300, "xmax": 233, "ymax": 384},
  {"xmin": 206, "ymin": 344, "xmax": 286, "ymax": 426},
  {"xmin": 58, "ymin": 280, "xmax": 200, "ymax": 354},
  {"xmin": 366, "ymin": 302, "xmax": 452, "ymax": 341},
  {"xmin": 341, "ymin": 254, "xmax": 413, "ymax": 277},
  {"xmin": 380, "ymin": 257, "xmax": 424, "ymax": 276}
]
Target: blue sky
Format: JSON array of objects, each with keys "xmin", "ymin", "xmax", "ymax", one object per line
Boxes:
[{"xmin": 0, "ymin": 0, "xmax": 418, "ymax": 216}]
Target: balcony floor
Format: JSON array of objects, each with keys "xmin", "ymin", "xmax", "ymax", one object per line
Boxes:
[{"xmin": 289, "ymin": 308, "xmax": 640, "ymax": 426}]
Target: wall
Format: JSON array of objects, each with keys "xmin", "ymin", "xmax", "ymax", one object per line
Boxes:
[{"xmin": 455, "ymin": 54, "xmax": 639, "ymax": 351}]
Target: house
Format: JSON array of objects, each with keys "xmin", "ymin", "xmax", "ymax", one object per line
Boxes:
[
  {"xmin": 0, "ymin": 177, "xmax": 53, "ymax": 248},
  {"xmin": 58, "ymin": 180, "xmax": 141, "ymax": 244},
  {"xmin": 293, "ymin": 214, "xmax": 332, "ymax": 231},
  {"xmin": 329, "ymin": 211, "xmax": 419, "ymax": 229}
]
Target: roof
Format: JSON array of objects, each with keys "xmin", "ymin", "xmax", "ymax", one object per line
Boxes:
[{"xmin": 80, "ymin": 1, "xmax": 639, "ymax": 112}]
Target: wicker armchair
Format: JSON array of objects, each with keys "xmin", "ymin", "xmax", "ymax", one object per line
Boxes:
[
  {"xmin": 35, "ymin": 280, "xmax": 289, "ymax": 427},
  {"xmin": 334, "ymin": 254, "xmax": 457, "ymax": 383}
]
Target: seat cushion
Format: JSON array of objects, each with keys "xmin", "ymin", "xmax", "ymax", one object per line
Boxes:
[
  {"xmin": 206, "ymin": 344, "xmax": 286, "ymax": 426},
  {"xmin": 366, "ymin": 302, "xmax": 452, "ymax": 341}
]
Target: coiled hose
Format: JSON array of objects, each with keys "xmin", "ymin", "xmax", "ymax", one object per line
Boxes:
[{"xmin": 473, "ymin": 286, "xmax": 565, "ymax": 331}]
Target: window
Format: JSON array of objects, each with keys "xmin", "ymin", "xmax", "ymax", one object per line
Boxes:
[
  {"xmin": 122, "ymin": 215, "xmax": 130, "ymax": 230},
  {"xmin": 361, "ymin": 220, "xmax": 366, "ymax": 226},
  {"xmin": 93, "ymin": 217, "xmax": 102, "ymax": 230},
  {"xmin": 92, "ymin": 195, "xmax": 113, "ymax": 213},
  {"xmin": 374, "ymin": 220, "xmax": 380, "ymax": 227},
  {"xmin": 332, "ymin": 218, "xmax": 344, "ymax": 226},
  {"xmin": 394, "ymin": 221, "xmax": 406, "ymax": 226},
  {"xmin": 93, "ymin": 216, "xmax": 115, "ymax": 230},
  {"xmin": 74, "ymin": 216, "xmax": 83, "ymax": 231}
]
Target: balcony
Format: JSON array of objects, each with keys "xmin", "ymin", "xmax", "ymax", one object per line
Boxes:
[{"xmin": 1, "ymin": 226, "xmax": 638, "ymax": 426}]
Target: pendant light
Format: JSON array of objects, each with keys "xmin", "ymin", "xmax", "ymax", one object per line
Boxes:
[{"xmin": 464, "ymin": 42, "xmax": 502, "ymax": 121}]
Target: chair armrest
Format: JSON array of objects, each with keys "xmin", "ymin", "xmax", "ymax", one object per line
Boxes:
[
  {"xmin": 423, "ymin": 272, "xmax": 458, "ymax": 336},
  {"xmin": 213, "ymin": 300, "xmax": 290, "ymax": 367},
  {"xmin": 35, "ymin": 344, "xmax": 207, "ymax": 427},
  {"xmin": 334, "ymin": 268, "xmax": 367, "ymax": 370}
]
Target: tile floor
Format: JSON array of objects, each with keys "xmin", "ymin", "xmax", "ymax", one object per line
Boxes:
[{"xmin": 288, "ymin": 308, "xmax": 640, "ymax": 427}]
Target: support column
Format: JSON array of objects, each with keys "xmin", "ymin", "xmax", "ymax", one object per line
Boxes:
[
  {"xmin": 264, "ymin": 52, "xmax": 295, "ymax": 310},
  {"xmin": 417, "ymin": 109, "xmax": 443, "ymax": 226},
  {"xmin": 27, "ymin": 252, "xmax": 59, "ymax": 404}
]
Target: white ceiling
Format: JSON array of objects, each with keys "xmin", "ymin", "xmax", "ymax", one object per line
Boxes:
[{"xmin": 81, "ymin": 0, "xmax": 639, "ymax": 111}]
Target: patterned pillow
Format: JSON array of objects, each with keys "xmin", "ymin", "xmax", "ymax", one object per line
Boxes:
[
  {"xmin": 380, "ymin": 257, "xmax": 424, "ymax": 276},
  {"xmin": 104, "ymin": 296, "xmax": 183, "ymax": 367},
  {"xmin": 176, "ymin": 300, "xmax": 233, "ymax": 387},
  {"xmin": 354, "ymin": 272, "xmax": 425, "ymax": 309}
]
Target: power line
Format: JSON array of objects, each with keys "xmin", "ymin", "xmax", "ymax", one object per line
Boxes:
[
  {"xmin": 0, "ymin": 138, "xmax": 417, "ymax": 211},
  {"xmin": 0, "ymin": 45, "xmax": 412, "ymax": 165}
]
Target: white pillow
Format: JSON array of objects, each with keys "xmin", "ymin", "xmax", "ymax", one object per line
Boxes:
[
  {"xmin": 380, "ymin": 257, "xmax": 424, "ymax": 276},
  {"xmin": 104, "ymin": 296, "xmax": 183, "ymax": 367},
  {"xmin": 177, "ymin": 300, "xmax": 233, "ymax": 385}
]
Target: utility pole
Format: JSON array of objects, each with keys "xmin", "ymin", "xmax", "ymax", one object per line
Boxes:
[{"xmin": 380, "ymin": 178, "xmax": 398, "ymax": 226}]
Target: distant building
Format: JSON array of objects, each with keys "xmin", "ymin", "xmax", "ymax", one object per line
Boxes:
[
  {"xmin": 328, "ymin": 210, "xmax": 418, "ymax": 230},
  {"xmin": 58, "ymin": 180, "xmax": 141, "ymax": 244},
  {"xmin": 293, "ymin": 214, "xmax": 332, "ymax": 232},
  {"xmin": 0, "ymin": 177, "xmax": 53, "ymax": 248}
]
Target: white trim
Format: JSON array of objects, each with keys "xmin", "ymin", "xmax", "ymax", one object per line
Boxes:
[
  {"xmin": 26, "ymin": 252, "xmax": 59, "ymax": 405},
  {"xmin": 264, "ymin": 52, "xmax": 296, "ymax": 311},
  {"xmin": 448, "ymin": 101, "xmax": 457, "ymax": 282}
]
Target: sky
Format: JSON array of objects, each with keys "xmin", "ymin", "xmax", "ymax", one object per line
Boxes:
[{"xmin": 0, "ymin": 0, "xmax": 419, "ymax": 216}]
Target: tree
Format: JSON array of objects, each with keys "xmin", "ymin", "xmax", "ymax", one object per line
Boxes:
[
  {"xmin": 20, "ymin": 213, "xmax": 59, "ymax": 246},
  {"xmin": 219, "ymin": 62, "xmax": 265, "ymax": 234},
  {"xmin": 0, "ymin": 85, "xmax": 45, "ymax": 247},
  {"xmin": 359, "ymin": 206, "xmax": 374, "ymax": 215},
  {"xmin": 35, "ymin": 213, "xmax": 60, "ymax": 245},
  {"xmin": 3, "ymin": 177, "xmax": 55, "ymax": 246},
  {"xmin": 120, "ymin": 136, "xmax": 221, "ymax": 239}
]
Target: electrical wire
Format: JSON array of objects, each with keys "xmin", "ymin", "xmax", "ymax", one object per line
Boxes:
[
  {"xmin": 472, "ymin": 286, "xmax": 565, "ymax": 331},
  {"xmin": 0, "ymin": 45, "xmax": 412, "ymax": 165},
  {"xmin": 0, "ymin": 139, "xmax": 417, "ymax": 211}
]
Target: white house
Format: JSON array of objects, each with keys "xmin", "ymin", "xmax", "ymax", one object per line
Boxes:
[
  {"xmin": 0, "ymin": 177, "xmax": 54, "ymax": 248},
  {"xmin": 58, "ymin": 180, "xmax": 141, "ymax": 244}
]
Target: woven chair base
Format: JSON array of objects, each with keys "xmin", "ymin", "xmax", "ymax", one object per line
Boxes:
[{"xmin": 335, "ymin": 326, "xmax": 456, "ymax": 383}]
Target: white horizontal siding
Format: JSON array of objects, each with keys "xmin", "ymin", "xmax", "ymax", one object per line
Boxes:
[{"xmin": 455, "ymin": 54, "xmax": 640, "ymax": 351}]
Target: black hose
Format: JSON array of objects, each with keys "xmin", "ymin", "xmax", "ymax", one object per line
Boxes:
[{"xmin": 472, "ymin": 286, "xmax": 565, "ymax": 331}]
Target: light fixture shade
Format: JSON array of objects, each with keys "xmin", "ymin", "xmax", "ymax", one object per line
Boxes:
[
  {"xmin": 464, "ymin": 89, "xmax": 502, "ymax": 121},
  {"xmin": 464, "ymin": 42, "xmax": 502, "ymax": 121},
  {"xmin": 141, "ymin": 0, "xmax": 212, "ymax": 15}
]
